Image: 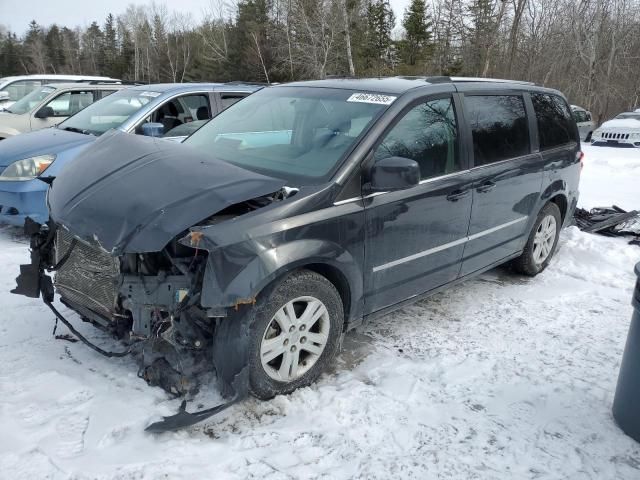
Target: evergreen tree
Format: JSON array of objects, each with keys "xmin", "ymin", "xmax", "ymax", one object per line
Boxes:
[
  {"xmin": 24, "ymin": 20, "xmax": 47, "ymax": 72},
  {"xmin": 361, "ymin": 0, "xmax": 395, "ymax": 75},
  {"xmin": 104, "ymin": 14, "xmax": 118, "ymax": 77},
  {"xmin": 0, "ymin": 31, "xmax": 24, "ymax": 75},
  {"xmin": 45, "ymin": 25, "xmax": 65, "ymax": 73},
  {"xmin": 82, "ymin": 22, "xmax": 105, "ymax": 74},
  {"xmin": 400, "ymin": 0, "xmax": 432, "ymax": 68}
]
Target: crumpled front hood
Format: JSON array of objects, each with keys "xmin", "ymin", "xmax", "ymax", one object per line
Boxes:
[
  {"xmin": 49, "ymin": 130, "xmax": 286, "ymax": 254},
  {"xmin": 0, "ymin": 128, "xmax": 95, "ymax": 167}
]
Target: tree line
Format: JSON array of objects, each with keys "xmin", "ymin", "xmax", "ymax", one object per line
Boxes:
[{"xmin": 1, "ymin": 0, "xmax": 639, "ymax": 122}]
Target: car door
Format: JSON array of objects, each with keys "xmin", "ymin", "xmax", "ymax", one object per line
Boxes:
[
  {"xmin": 363, "ymin": 94, "xmax": 473, "ymax": 314},
  {"xmin": 134, "ymin": 93, "xmax": 213, "ymax": 138},
  {"xmin": 458, "ymin": 92, "xmax": 544, "ymax": 277}
]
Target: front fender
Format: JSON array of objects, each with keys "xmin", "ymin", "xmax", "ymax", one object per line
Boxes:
[{"xmin": 200, "ymin": 237, "xmax": 363, "ymax": 323}]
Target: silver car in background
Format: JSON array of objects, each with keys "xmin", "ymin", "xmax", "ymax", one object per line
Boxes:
[
  {"xmin": 0, "ymin": 82, "xmax": 126, "ymax": 139},
  {"xmin": 571, "ymin": 105, "xmax": 595, "ymax": 141},
  {"xmin": 0, "ymin": 75, "xmax": 119, "ymax": 109}
]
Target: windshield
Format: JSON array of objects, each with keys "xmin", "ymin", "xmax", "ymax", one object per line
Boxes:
[
  {"xmin": 615, "ymin": 113, "xmax": 640, "ymax": 121},
  {"xmin": 185, "ymin": 87, "xmax": 390, "ymax": 184},
  {"xmin": 58, "ymin": 89, "xmax": 158, "ymax": 135},
  {"xmin": 6, "ymin": 86, "xmax": 55, "ymax": 114}
]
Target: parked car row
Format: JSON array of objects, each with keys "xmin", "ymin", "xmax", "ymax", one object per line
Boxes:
[
  {"xmin": 10, "ymin": 76, "xmax": 582, "ymax": 431},
  {"xmin": 0, "ymin": 82, "xmax": 126, "ymax": 139},
  {"xmin": 0, "ymin": 74, "xmax": 120, "ymax": 110},
  {"xmin": 0, "ymin": 82, "xmax": 260, "ymax": 224}
]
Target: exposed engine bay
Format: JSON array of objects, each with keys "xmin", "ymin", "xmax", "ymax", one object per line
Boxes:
[{"xmin": 12, "ymin": 187, "xmax": 298, "ymax": 431}]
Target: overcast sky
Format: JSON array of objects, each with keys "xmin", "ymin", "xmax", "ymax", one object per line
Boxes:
[{"xmin": 0, "ymin": 0, "xmax": 412, "ymax": 35}]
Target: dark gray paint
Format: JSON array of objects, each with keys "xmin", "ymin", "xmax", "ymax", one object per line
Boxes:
[{"xmin": 48, "ymin": 130, "xmax": 285, "ymax": 254}]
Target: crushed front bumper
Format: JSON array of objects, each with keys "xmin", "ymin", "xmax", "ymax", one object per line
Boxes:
[
  {"xmin": 12, "ymin": 218, "xmax": 251, "ymax": 432},
  {"xmin": 0, "ymin": 178, "xmax": 48, "ymax": 225}
]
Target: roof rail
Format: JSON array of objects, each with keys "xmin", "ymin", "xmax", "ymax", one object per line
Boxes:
[
  {"xmin": 74, "ymin": 79, "xmax": 137, "ymax": 85},
  {"xmin": 423, "ymin": 76, "xmax": 453, "ymax": 84},
  {"xmin": 449, "ymin": 76, "xmax": 535, "ymax": 85},
  {"xmin": 225, "ymin": 80, "xmax": 269, "ymax": 86}
]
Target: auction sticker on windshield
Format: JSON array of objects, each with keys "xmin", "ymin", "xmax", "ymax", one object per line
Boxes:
[{"xmin": 347, "ymin": 93, "xmax": 396, "ymax": 105}]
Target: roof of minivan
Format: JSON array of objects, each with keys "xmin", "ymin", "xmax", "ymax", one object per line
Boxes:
[{"xmin": 281, "ymin": 76, "xmax": 555, "ymax": 95}]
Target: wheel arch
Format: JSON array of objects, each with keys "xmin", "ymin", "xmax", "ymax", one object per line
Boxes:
[
  {"xmin": 200, "ymin": 239, "xmax": 363, "ymax": 329},
  {"xmin": 549, "ymin": 193, "xmax": 568, "ymax": 224}
]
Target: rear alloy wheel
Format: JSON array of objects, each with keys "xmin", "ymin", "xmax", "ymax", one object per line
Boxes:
[
  {"xmin": 248, "ymin": 270, "xmax": 343, "ymax": 399},
  {"xmin": 532, "ymin": 214, "xmax": 557, "ymax": 265},
  {"xmin": 511, "ymin": 202, "xmax": 562, "ymax": 276}
]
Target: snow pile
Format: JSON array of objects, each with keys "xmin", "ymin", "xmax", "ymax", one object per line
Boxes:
[
  {"xmin": 0, "ymin": 145, "xmax": 639, "ymax": 478},
  {"xmin": 580, "ymin": 143, "xmax": 639, "ymax": 211}
]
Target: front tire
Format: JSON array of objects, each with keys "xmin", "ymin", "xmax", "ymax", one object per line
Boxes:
[
  {"xmin": 247, "ymin": 270, "xmax": 344, "ymax": 400},
  {"xmin": 511, "ymin": 202, "xmax": 561, "ymax": 276}
]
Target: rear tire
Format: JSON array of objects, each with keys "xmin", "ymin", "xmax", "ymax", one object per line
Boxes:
[
  {"xmin": 585, "ymin": 131, "xmax": 592, "ymax": 142},
  {"xmin": 511, "ymin": 202, "xmax": 561, "ymax": 276},
  {"xmin": 247, "ymin": 270, "xmax": 344, "ymax": 400}
]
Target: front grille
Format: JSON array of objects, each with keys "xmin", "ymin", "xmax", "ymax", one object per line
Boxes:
[
  {"xmin": 602, "ymin": 132, "xmax": 630, "ymax": 140},
  {"xmin": 55, "ymin": 228, "xmax": 120, "ymax": 320}
]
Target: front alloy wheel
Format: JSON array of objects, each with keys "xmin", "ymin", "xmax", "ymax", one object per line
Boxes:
[
  {"xmin": 248, "ymin": 270, "xmax": 344, "ymax": 399},
  {"xmin": 260, "ymin": 296, "xmax": 330, "ymax": 381}
]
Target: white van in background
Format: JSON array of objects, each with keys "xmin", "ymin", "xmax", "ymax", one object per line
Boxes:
[{"xmin": 570, "ymin": 105, "xmax": 596, "ymax": 141}]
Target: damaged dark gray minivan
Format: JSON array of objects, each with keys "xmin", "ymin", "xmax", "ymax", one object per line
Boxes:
[{"xmin": 14, "ymin": 77, "xmax": 581, "ymax": 431}]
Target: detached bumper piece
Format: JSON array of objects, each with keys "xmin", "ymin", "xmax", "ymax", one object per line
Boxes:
[
  {"xmin": 145, "ymin": 369, "xmax": 248, "ymax": 433},
  {"xmin": 12, "ymin": 217, "xmax": 55, "ymax": 301},
  {"xmin": 574, "ymin": 206, "xmax": 640, "ymax": 246}
]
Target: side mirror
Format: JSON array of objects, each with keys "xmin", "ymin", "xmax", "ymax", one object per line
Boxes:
[
  {"xmin": 35, "ymin": 106, "xmax": 55, "ymax": 119},
  {"xmin": 142, "ymin": 122, "xmax": 165, "ymax": 137},
  {"xmin": 0, "ymin": 91, "xmax": 9, "ymax": 101},
  {"xmin": 370, "ymin": 156, "xmax": 420, "ymax": 192}
]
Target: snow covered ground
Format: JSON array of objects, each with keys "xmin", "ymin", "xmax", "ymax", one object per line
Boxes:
[{"xmin": 1, "ymin": 143, "xmax": 639, "ymax": 479}]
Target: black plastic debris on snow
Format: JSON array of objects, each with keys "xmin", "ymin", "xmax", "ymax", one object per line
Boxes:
[{"xmin": 574, "ymin": 206, "xmax": 640, "ymax": 246}]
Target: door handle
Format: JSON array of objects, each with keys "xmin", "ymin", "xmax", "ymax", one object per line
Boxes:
[
  {"xmin": 476, "ymin": 181, "xmax": 496, "ymax": 193},
  {"xmin": 446, "ymin": 189, "xmax": 470, "ymax": 202}
]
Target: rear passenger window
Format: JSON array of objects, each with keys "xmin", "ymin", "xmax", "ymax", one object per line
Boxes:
[
  {"xmin": 374, "ymin": 97, "xmax": 460, "ymax": 180},
  {"xmin": 464, "ymin": 95, "xmax": 530, "ymax": 166},
  {"xmin": 532, "ymin": 93, "xmax": 576, "ymax": 150}
]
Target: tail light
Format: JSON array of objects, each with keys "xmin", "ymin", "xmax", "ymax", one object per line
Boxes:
[{"xmin": 577, "ymin": 151, "xmax": 584, "ymax": 170}]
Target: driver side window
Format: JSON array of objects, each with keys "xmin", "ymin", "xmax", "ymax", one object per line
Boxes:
[{"xmin": 374, "ymin": 97, "xmax": 460, "ymax": 180}]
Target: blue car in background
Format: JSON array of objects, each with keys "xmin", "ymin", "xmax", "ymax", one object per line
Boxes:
[{"xmin": 0, "ymin": 82, "xmax": 261, "ymax": 225}]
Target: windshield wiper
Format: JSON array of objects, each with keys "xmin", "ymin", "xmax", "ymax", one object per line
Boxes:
[{"xmin": 61, "ymin": 126, "xmax": 94, "ymax": 136}]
